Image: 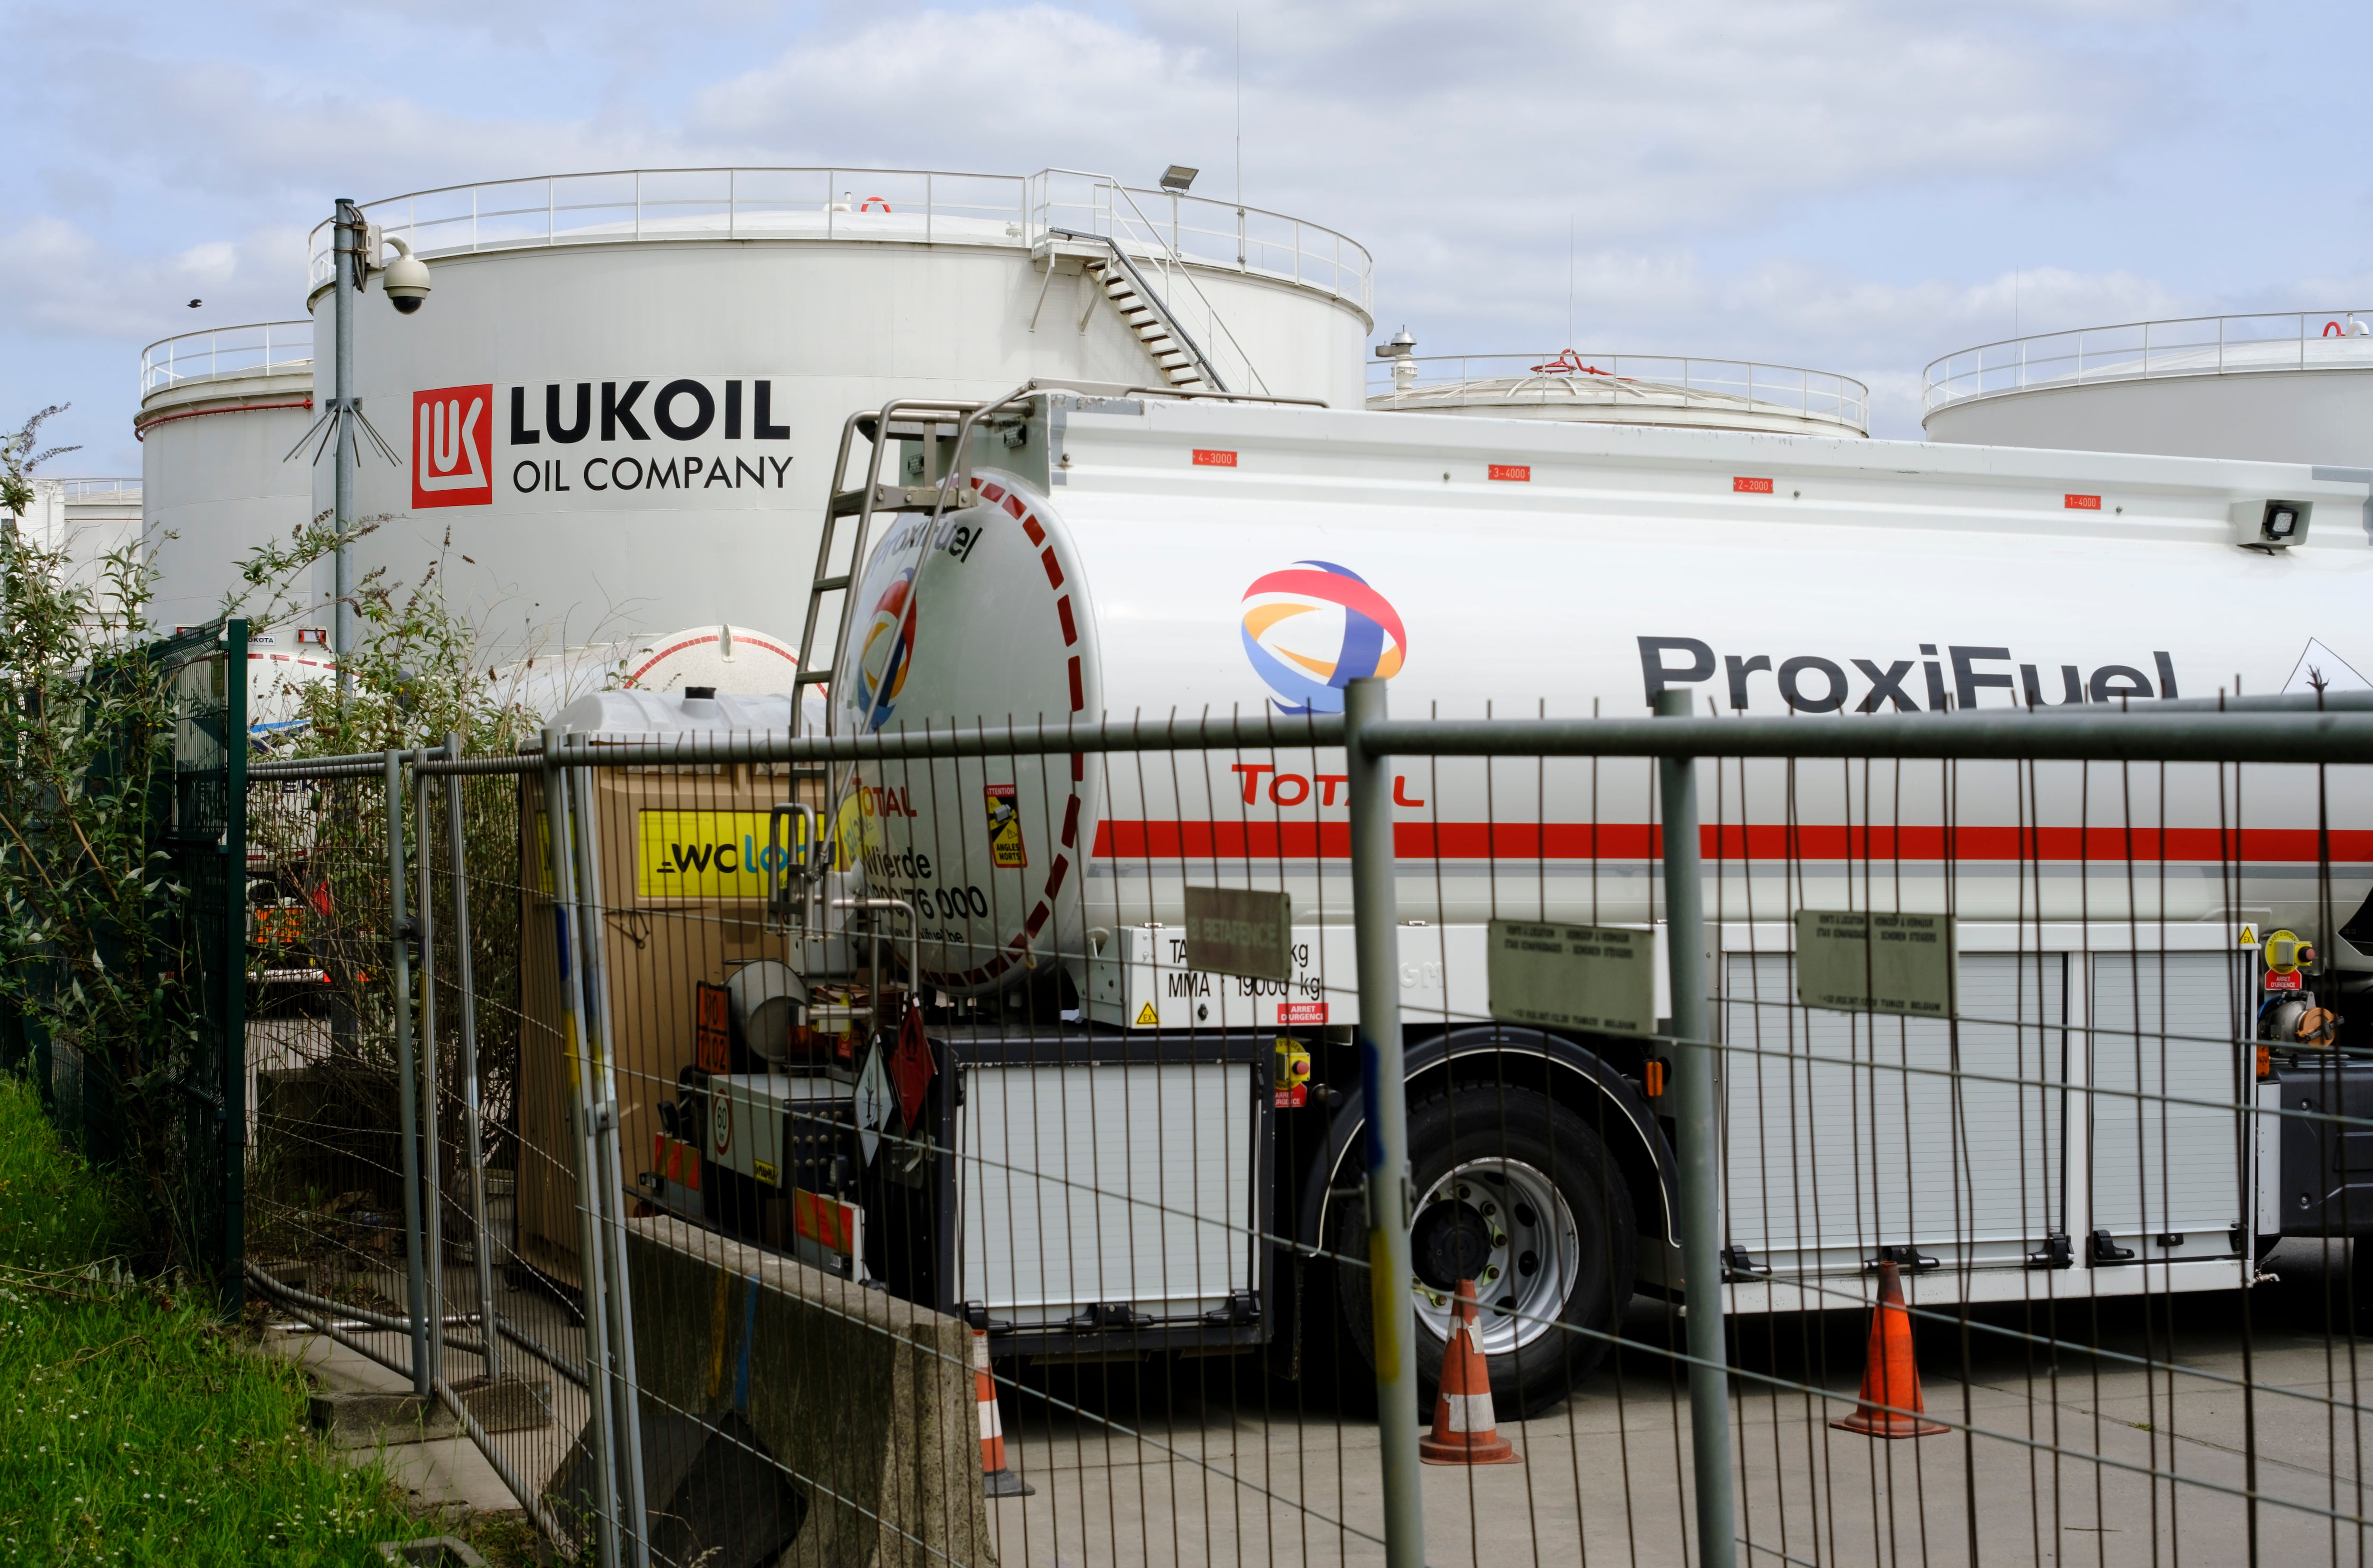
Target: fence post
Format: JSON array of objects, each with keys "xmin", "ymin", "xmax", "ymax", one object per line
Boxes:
[
  {"xmin": 542, "ymin": 725, "xmax": 624, "ymax": 1568},
  {"xmin": 385, "ymin": 748, "xmax": 431, "ymax": 1397},
  {"xmin": 445, "ymin": 732, "xmax": 501, "ymax": 1380},
  {"xmin": 411, "ymin": 747, "xmax": 445, "ymax": 1388},
  {"xmin": 1344, "ymin": 676, "xmax": 1426, "ymax": 1568},
  {"xmin": 567, "ymin": 738, "xmax": 653, "ymax": 1568},
  {"xmin": 1654, "ymin": 688, "xmax": 1735, "ymax": 1568}
]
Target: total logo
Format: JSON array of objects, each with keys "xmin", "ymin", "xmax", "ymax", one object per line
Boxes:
[
  {"xmin": 1240, "ymin": 560, "xmax": 1407, "ymax": 716},
  {"xmin": 854, "ymin": 568, "xmax": 918, "ymax": 731},
  {"xmin": 412, "ymin": 384, "xmax": 494, "ymax": 509}
]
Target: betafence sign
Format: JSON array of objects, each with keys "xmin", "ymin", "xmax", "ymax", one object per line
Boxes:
[
  {"xmin": 1184, "ymin": 886, "xmax": 1293, "ymax": 981},
  {"xmin": 1795, "ymin": 910, "xmax": 1957, "ymax": 1017},
  {"xmin": 1486, "ymin": 922, "xmax": 1658, "ymax": 1036}
]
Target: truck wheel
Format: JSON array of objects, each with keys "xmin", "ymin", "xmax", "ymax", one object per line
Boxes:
[{"xmin": 1334, "ymin": 1083, "xmax": 1636, "ymax": 1418}]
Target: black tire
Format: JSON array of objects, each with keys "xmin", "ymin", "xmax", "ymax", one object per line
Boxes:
[{"xmin": 1333, "ymin": 1082, "xmax": 1636, "ymax": 1418}]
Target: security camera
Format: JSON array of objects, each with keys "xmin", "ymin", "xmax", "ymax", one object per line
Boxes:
[{"xmin": 380, "ymin": 236, "xmax": 431, "ymax": 315}]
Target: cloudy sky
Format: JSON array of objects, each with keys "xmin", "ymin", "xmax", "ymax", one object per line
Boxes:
[{"xmin": 7, "ymin": 0, "xmax": 2369, "ymax": 471}]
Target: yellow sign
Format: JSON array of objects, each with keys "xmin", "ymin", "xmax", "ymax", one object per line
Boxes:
[
  {"xmin": 1135, "ymin": 1001, "xmax": 1159, "ymax": 1026},
  {"xmin": 636, "ymin": 810, "xmax": 809, "ymax": 899},
  {"xmin": 2238, "ymin": 925, "xmax": 2258, "ymax": 949},
  {"xmin": 983, "ymin": 784, "xmax": 1026, "ymax": 869}
]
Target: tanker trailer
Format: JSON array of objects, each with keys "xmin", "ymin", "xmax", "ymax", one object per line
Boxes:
[{"xmin": 769, "ymin": 389, "xmax": 2373, "ymax": 1413}]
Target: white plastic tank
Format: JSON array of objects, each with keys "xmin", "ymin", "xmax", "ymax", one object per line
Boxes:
[
  {"xmin": 310, "ymin": 167, "xmax": 1373, "ymax": 656},
  {"xmin": 1924, "ymin": 310, "xmax": 2373, "ymax": 467},
  {"xmin": 136, "ymin": 323, "xmax": 318, "ymax": 633},
  {"xmin": 819, "ymin": 392, "xmax": 2373, "ymax": 996},
  {"xmin": 1369, "ymin": 348, "xmax": 1868, "ymax": 437}
]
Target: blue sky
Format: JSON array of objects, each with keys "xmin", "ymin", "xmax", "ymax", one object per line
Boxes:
[{"xmin": 7, "ymin": 0, "xmax": 2372, "ymax": 471}]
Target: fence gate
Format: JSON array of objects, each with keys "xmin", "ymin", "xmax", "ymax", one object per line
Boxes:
[{"xmin": 155, "ymin": 618, "xmax": 249, "ymax": 1308}]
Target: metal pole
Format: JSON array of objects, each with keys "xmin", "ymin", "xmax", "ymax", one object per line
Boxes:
[
  {"xmin": 542, "ymin": 725, "xmax": 624, "ymax": 1568},
  {"xmin": 1344, "ymin": 676, "xmax": 1425, "ymax": 1568},
  {"xmin": 446, "ymin": 731, "xmax": 501, "ymax": 1381},
  {"xmin": 412, "ymin": 748, "xmax": 445, "ymax": 1388},
  {"xmin": 567, "ymin": 740, "xmax": 653, "ymax": 1568},
  {"xmin": 385, "ymin": 749, "xmax": 430, "ymax": 1398},
  {"xmin": 333, "ymin": 200, "xmax": 359, "ymax": 693},
  {"xmin": 1654, "ymin": 687, "xmax": 1735, "ymax": 1568}
]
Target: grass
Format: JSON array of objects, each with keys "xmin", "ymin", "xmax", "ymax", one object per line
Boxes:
[{"xmin": 0, "ymin": 1071, "xmax": 437, "ymax": 1565}]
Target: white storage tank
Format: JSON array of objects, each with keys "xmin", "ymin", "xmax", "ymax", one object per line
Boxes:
[
  {"xmin": 312, "ymin": 167, "xmax": 1374, "ymax": 655},
  {"xmin": 11, "ymin": 478, "xmax": 144, "ymax": 620},
  {"xmin": 137, "ymin": 322, "xmax": 317, "ymax": 632},
  {"xmin": 490, "ymin": 621, "xmax": 813, "ymax": 719},
  {"xmin": 1368, "ymin": 347, "xmax": 1868, "ymax": 437},
  {"xmin": 1924, "ymin": 310, "xmax": 2373, "ymax": 467}
]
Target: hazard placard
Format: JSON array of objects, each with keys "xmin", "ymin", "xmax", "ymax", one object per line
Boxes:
[
  {"xmin": 854, "ymin": 1047, "xmax": 894, "ymax": 1166},
  {"xmin": 1135, "ymin": 1001, "xmax": 1158, "ymax": 1026},
  {"xmin": 694, "ymin": 981, "xmax": 731, "ymax": 1072},
  {"xmin": 2238, "ymin": 924, "xmax": 2260, "ymax": 949},
  {"xmin": 982, "ymin": 784, "xmax": 1027, "ymax": 869}
]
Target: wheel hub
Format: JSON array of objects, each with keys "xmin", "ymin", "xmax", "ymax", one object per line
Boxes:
[{"xmin": 1410, "ymin": 1158, "xmax": 1582, "ymax": 1357}]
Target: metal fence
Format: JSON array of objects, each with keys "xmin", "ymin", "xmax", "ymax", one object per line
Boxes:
[{"xmin": 231, "ymin": 694, "xmax": 2373, "ymax": 1566}]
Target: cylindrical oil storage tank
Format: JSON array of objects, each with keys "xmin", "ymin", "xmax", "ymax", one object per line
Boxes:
[
  {"xmin": 12, "ymin": 479, "xmax": 144, "ymax": 624},
  {"xmin": 1368, "ymin": 349, "xmax": 1868, "ymax": 436},
  {"xmin": 311, "ymin": 167, "xmax": 1373, "ymax": 656},
  {"xmin": 489, "ymin": 621, "xmax": 817, "ymax": 719},
  {"xmin": 1924, "ymin": 310, "xmax": 2373, "ymax": 467},
  {"xmin": 137, "ymin": 323, "xmax": 317, "ymax": 632}
]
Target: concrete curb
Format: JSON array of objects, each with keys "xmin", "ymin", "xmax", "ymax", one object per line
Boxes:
[{"xmin": 548, "ymin": 1216, "xmax": 996, "ymax": 1567}]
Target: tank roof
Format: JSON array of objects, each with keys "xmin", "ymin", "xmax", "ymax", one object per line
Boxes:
[
  {"xmin": 1924, "ymin": 310, "xmax": 2373, "ymax": 418},
  {"xmin": 307, "ymin": 166, "xmax": 1372, "ymax": 314},
  {"xmin": 1367, "ymin": 351, "xmax": 1868, "ymax": 437}
]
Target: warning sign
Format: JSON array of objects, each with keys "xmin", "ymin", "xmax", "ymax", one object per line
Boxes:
[
  {"xmin": 983, "ymin": 784, "xmax": 1027, "ymax": 869},
  {"xmin": 2239, "ymin": 925, "xmax": 2260, "ymax": 949},
  {"xmin": 1135, "ymin": 1001, "xmax": 1159, "ymax": 1026}
]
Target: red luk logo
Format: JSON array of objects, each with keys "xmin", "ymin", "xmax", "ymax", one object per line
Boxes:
[{"xmin": 412, "ymin": 384, "xmax": 494, "ymax": 508}]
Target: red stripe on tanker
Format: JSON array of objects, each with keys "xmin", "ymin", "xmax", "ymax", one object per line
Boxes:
[{"xmin": 825, "ymin": 396, "xmax": 2373, "ymax": 997}]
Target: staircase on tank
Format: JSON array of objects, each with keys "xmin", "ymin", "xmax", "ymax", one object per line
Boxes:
[{"xmin": 1081, "ymin": 254, "xmax": 1210, "ymax": 389}]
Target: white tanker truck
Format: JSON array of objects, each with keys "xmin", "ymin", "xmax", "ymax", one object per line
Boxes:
[{"xmin": 669, "ymin": 388, "xmax": 2373, "ymax": 1414}]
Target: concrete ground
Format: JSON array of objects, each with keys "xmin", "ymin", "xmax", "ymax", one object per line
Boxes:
[
  {"xmin": 261, "ymin": 1240, "xmax": 2373, "ymax": 1566},
  {"xmin": 984, "ymin": 1239, "xmax": 2373, "ymax": 1568},
  {"xmin": 260, "ymin": 1260, "xmax": 591, "ymax": 1531}
]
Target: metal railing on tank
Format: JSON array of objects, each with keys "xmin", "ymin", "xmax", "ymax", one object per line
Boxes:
[
  {"xmin": 48, "ymin": 478, "xmax": 142, "ymax": 502},
  {"xmin": 1924, "ymin": 308, "xmax": 2373, "ymax": 413},
  {"xmin": 140, "ymin": 321, "xmax": 315, "ymax": 395},
  {"xmin": 303, "ymin": 167, "xmax": 1376, "ymax": 313},
  {"xmin": 1366, "ymin": 350, "xmax": 1870, "ymax": 430}
]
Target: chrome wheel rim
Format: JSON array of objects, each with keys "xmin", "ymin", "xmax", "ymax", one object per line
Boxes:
[{"xmin": 1410, "ymin": 1157, "xmax": 1582, "ymax": 1357}]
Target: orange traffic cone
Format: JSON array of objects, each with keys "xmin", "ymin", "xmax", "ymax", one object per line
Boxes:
[
  {"xmin": 1831, "ymin": 1260, "xmax": 1947, "ymax": 1438},
  {"xmin": 974, "ymin": 1328, "xmax": 1034, "ymax": 1496},
  {"xmin": 1420, "ymin": 1279, "xmax": 1522, "ymax": 1465}
]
